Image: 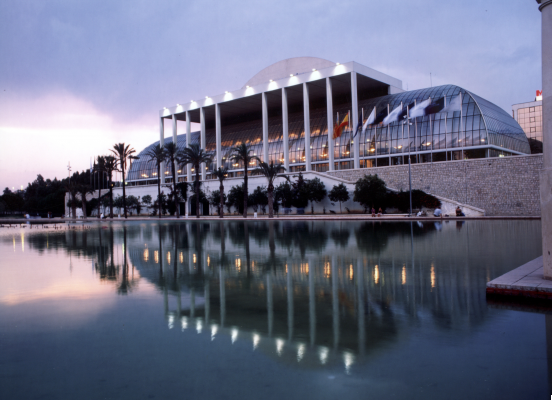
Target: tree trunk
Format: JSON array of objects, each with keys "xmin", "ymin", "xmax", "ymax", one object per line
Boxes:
[
  {"xmin": 81, "ymin": 195, "xmax": 87, "ymax": 220},
  {"xmin": 268, "ymin": 184, "xmax": 274, "ymax": 218},
  {"xmin": 172, "ymin": 157, "xmax": 179, "ymax": 218},
  {"xmin": 122, "ymin": 162, "xmax": 127, "ymax": 218},
  {"xmin": 109, "ymin": 175, "xmax": 113, "ymax": 218},
  {"xmin": 219, "ymin": 183, "xmax": 224, "ymax": 218},
  {"xmin": 157, "ymin": 164, "xmax": 162, "ymax": 217},
  {"xmin": 97, "ymin": 187, "xmax": 102, "ymax": 219},
  {"xmin": 195, "ymin": 166, "xmax": 200, "ymax": 219},
  {"xmin": 243, "ymin": 164, "xmax": 248, "ymax": 218}
]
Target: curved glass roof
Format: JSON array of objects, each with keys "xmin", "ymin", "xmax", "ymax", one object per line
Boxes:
[{"xmin": 128, "ymin": 84, "xmax": 529, "ymax": 181}]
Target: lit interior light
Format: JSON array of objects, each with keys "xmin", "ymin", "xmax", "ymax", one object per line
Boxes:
[
  {"xmin": 370, "ymin": 148, "xmax": 376, "ymax": 152},
  {"xmin": 205, "ymin": 96, "xmax": 209, "ymax": 99},
  {"xmin": 246, "ymin": 85, "xmax": 250, "ymax": 88},
  {"xmin": 374, "ymin": 265, "xmax": 379, "ymax": 284},
  {"xmin": 176, "ymin": 103, "xmax": 180, "ymax": 107},
  {"xmin": 336, "ymin": 62, "xmax": 340, "ymax": 65},
  {"xmin": 290, "ymin": 74, "xmax": 293, "ymax": 77},
  {"xmin": 269, "ymin": 79, "xmax": 273, "ymax": 82},
  {"xmin": 397, "ymin": 145, "xmax": 402, "ymax": 149},
  {"xmin": 431, "ymin": 266, "xmax": 436, "ymax": 289},
  {"xmin": 225, "ymin": 91, "xmax": 229, "ymax": 94},
  {"xmin": 312, "ymin": 68, "xmax": 316, "ymax": 71},
  {"xmin": 402, "ymin": 266, "xmax": 406, "ymax": 285},
  {"xmin": 177, "ymin": 170, "xmax": 181, "ymax": 173},
  {"xmin": 190, "ymin": 100, "xmax": 194, "ymax": 102}
]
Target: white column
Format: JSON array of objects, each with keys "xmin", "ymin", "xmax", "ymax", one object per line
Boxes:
[
  {"xmin": 200, "ymin": 107, "xmax": 206, "ymax": 181},
  {"xmin": 351, "ymin": 72, "xmax": 360, "ymax": 170},
  {"xmin": 303, "ymin": 83, "xmax": 311, "ymax": 171},
  {"xmin": 262, "ymin": 92, "xmax": 269, "ymax": 164},
  {"xmin": 160, "ymin": 117, "xmax": 165, "ymax": 184},
  {"xmin": 282, "ymin": 88, "xmax": 289, "ymax": 171},
  {"xmin": 172, "ymin": 114, "xmax": 178, "ymax": 182},
  {"xmin": 216, "ymin": 104, "xmax": 222, "ymax": 170},
  {"xmin": 326, "ymin": 77, "xmax": 334, "ymax": 171},
  {"xmin": 539, "ymin": 0, "xmax": 552, "ymax": 278},
  {"xmin": 186, "ymin": 111, "xmax": 192, "ymax": 183}
]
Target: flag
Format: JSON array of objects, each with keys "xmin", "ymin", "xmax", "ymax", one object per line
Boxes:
[
  {"xmin": 357, "ymin": 107, "xmax": 376, "ymax": 138},
  {"xmin": 333, "ymin": 114, "xmax": 349, "ymax": 139},
  {"xmin": 442, "ymin": 94, "xmax": 462, "ymax": 113},
  {"xmin": 373, "ymin": 106, "xmax": 390, "ymax": 125},
  {"xmin": 399, "ymin": 101, "xmax": 416, "ymax": 121},
  {"xmin": 425, "ymin": 97, "xmax": 445, "ymax": 115},
  {"xmin": 383, "ymin": 104, "xmax": 402, "ymax": 126},
  {"xmin": 353, "ymin": 111, "xmax": 363, "ymax": 138},
  {"xmin": 409, "ymin": 98, "xmax": 432, "ymax": 118}
]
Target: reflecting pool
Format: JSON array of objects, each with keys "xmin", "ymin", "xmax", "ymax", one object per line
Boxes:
[{"xmin": 0, "ymin": 220, "xmax": 548, "ymax": 399}]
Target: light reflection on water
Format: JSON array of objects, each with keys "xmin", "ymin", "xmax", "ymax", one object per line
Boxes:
[{"xmin": 0, "ymin": 220, "xmax": 549, "ymax": 399}]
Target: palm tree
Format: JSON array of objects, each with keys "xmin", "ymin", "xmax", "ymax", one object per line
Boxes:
[
  {"xmin": 103, "ymin": 155, "xmax": 118, "ymax": 218},
  {"xmin": 164, "ymin": 142, "xmax": 180, "ymax": 218},
  {"xmin": 143, "ymin": 144, "xmax": 167, "ymax": 217},
  {"xmin": 256, "ymin": 162, "xmax": 286, "ymax": 218},
  {"xmin": 213, "ymin": 167, "xmax": 228, "ymax": 218},
  {"xmin": 95, "ymin": 156, "xmax": 106, "ymax": 218},
  {"xmin": 229, "ymin": 143, "xmax": 260, "ymax": 218},
  {"xmin": 64, "ymin": 181, "xmax": 79, "ymax": 219},
  {"xmin": 77, "ymin": 184, "xmax": 94, "ymax": 220},
  {"xmin": 177, "ymin": 143, "xmax": 212, "ymax": 218},
  {"xmin": 111, "ymin": 143, "xmax": 139, "ymax": 218}
]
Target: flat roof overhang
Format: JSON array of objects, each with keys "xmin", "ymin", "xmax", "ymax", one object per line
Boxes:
[{"xmin": 160, "ymin": 61, "xmax": 403, "ymax": 125}]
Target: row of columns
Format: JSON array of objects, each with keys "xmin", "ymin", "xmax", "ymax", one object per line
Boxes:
[{"xmin": 160, "ymin": 72, "xmax": 361, "ymax": 182}]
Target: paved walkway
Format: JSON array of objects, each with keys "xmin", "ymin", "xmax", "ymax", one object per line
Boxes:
[{"xmin": 487, "ymin": 257, "xmax": 552, "ymax": 299}]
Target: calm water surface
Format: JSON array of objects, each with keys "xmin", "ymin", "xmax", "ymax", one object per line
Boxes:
[{"xmin": 0, "ymin": 219, "xmax": 548, "ymax": 399}]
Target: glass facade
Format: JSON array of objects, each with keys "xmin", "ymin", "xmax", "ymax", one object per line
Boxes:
[{"xmin": 128, "ymin": 85, "xmax": 530, "ymax": 183}]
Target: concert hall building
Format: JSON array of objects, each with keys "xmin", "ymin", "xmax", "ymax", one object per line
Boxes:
[{"xmin": 127, "ymin": 57, "xmax": 530, "ymax": 185}]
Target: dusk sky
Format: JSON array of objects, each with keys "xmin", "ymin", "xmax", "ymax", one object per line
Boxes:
[{"xmin": 0, "ymin": 0, "xmax": 542, "ymax": 191}]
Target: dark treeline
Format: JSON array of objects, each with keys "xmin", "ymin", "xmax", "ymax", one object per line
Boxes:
[{"xmin": 0, "ymin": 170, "xmax": 91, "ymax": 217}]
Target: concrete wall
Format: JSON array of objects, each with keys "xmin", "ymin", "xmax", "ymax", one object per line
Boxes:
[{"xmin": 327, "ymin": 154, "xmax": 543, "ymax": 216}]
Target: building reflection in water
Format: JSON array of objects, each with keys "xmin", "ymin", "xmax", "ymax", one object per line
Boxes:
[{"xmin": 13, "ymin": 219, "xmax": 544, "ymax": 375}]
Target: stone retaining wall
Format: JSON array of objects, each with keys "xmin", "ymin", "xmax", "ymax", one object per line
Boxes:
[{"xmin": 327, "ymin": 154, "xmax": 543, "ymax": 216}]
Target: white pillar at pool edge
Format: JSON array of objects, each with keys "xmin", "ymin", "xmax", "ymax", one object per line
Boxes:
[
  {"xmin": 327, "ymin": 77, "xmax": 334, "ymax": 171},
  {"xmin": 172, "ymin": 114, "xmax": 178, "ymax": 181},
  {"xmin": 282, "ymin": 88, "xmax": 289, "ymax": 171},
  {"xmin": 200, "ymin": 107, "xmax": 206, "ymax": 181},
  {"xmin": 216, "ymin": 104, "xmax": 222, "ymax": 170},
  {"xmin": 159, "ymin": 117, "xmax": 165, "ymax": 184},
  {"xmin": 303, "ymin": 83, "xmax": 311, "ymax": 171},
  {"xmin": 262, "ymin": 92, "xmax": 269, "ymax": 164},
  {"xmin": 538, "ymin": 0, "xmax": 552, "ymax": 278},
  {"xmin": 351, "ymin": 72, "xmax": 360, "ymax": 170},
  {"xmin": 186, "ymin": 111, "xmax": 192, "ymax": 183}
]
